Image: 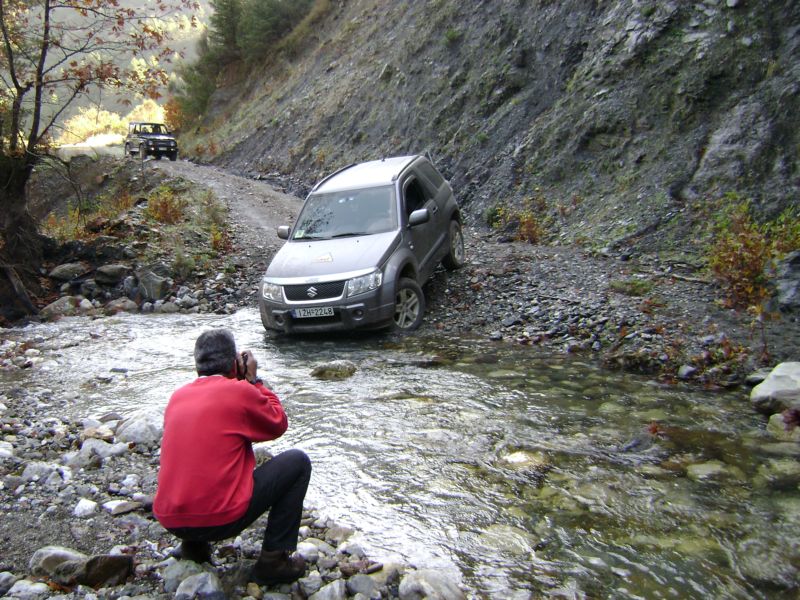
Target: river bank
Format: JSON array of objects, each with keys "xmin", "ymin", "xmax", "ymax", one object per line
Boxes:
[{"xmin": 0, "ymin": 366, "xmax": 452, "ymax": 599}]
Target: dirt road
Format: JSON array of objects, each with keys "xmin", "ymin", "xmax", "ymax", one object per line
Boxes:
[{"xmin": 155, "ymin": 160, "xmax": 301, "ymax": 257}]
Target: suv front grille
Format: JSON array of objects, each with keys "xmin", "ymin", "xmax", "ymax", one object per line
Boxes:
[{"xmin": 284, "ymin": 281, "xmax": 345, "ymax": 301}]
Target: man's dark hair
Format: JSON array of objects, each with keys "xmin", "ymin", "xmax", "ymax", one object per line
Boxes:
[{"xmin": 194, "ymin": 329, "xmax": 237, "ymax": 376}]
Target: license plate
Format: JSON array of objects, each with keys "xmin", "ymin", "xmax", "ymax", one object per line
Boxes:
[{"xmin": 293, "ymin": 306, "xmax": 334, "ymax": 318}]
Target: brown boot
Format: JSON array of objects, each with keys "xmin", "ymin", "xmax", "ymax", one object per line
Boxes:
[{"xmin": 251, "ymin": 549, "xmax": 306, "ymax": 585}]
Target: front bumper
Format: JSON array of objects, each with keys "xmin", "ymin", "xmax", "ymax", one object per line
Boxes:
[{"xmin": 259, "ymin": 289, "xmax": 395, "ymax": 333}]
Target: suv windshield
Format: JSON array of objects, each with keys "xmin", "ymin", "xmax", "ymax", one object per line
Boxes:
[
  {"xmin": 292, "ymin": 185, "xmax": 397, "ymax": 240},
  {"xmin": 139, "ymin": 124, "xmax": 166, "ymax": 134}
]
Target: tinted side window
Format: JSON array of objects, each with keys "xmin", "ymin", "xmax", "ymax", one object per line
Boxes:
[
  {"xmin": 417, "ymin": 161, "xmax": 445, "ymax": 190},
  {"xmin": 403, "ymin": 178, "xmax": 431, "ymax": 217}
]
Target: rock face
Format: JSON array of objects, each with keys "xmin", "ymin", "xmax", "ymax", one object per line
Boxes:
[
  {"xmin": 208, "ymin": 1, "xmax": 799, "ymax": 254},
  {"xmin": 775, "ymin": 251, "xmax": 800, "ymax": 311}
]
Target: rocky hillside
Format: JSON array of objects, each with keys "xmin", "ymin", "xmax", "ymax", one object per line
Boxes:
[{"xmin": 184, "ymin": 0, "xmax": 798, "ymax": 257}]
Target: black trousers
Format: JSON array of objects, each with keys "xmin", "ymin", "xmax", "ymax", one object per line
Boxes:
[{"xmin": 168, "ymin": 449, "xmax": 312, "ymax": 551}]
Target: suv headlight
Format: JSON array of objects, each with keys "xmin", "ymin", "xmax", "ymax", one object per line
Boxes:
[
  {"xmin": 262, "ymin": 281, "xmax": 282, "ymax": 302},
  {"xmin": 346, "ymin": 270, "xmax": 382, "ymax": 297}
]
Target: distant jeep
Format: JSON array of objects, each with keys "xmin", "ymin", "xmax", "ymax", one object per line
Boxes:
[{"xmin": 124, "ymin": 122, "xmax": 178, "ymax": 161}]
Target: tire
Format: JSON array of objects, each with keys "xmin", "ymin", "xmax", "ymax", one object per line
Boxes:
[
  {"xmin": 169, "ymin": 151, "xmax": 178, "ymax": 162},
  {"xmin": 442, "ymin": 219, "xmax": 465, "ymax": 270},
  {"xmin": 392, "ymin": 278, "xmax": 425, "ymax": 331},
  {"xmin": 124, "ymin": 143, "xmax": 131, "ymax": 159},
  {"xmin": 138, "ymin": 144, "xmax": 145, "ymax": 159},
  {"xmin": 155, "ymin": 154, "xmax": 162, "ymax": 161}
]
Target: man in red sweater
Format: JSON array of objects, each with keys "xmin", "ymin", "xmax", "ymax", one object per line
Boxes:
[{"xmin": 154, "ymin": 328, "xmax": 311, "ymax": 585}]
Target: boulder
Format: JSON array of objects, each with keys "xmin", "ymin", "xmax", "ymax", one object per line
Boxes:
[
  {"xmin": 104, "ymin": 297, "xmax": 138, "ymax": 315},
  {"xmin": 309, "ymin": 579, "xmax": 346, "ymax": 600},
  {"xmin": 766, "ymin": 412, "xmax": 800, "ymax": 442},
  {"xmin": 21, "ymin": 461, "xmax": 58, "ymax": 482},
  {"xmin": 175, "ymin": 571, "xmax": 225, "ymax": 600},
  {"xmin": 48, "ymin": 262, "xmax": 88, "ymax": 281},
  {"xmin": 49, "ymin": 553, "xmax": 133, "ymax": 588},
  {"xmin": 311, "ymin": 360, "xmax": 357, "ymax": 380},
  {"xmin": 95, "ymin": 264, "xmax": 132, "ymax": 285},
  {"xmin": 399, "ymin": 569, "xmax": 465, "ymax": 600},
  {"xmin": 5, "ymin": 579, "xmax": 50, "ymax": 599},
  {"xmin": 138, "ymin": 270, "xmax": 172, "ymax": 301},
  {"xmin": 115, "ymin": 411, "xmax": 163, "ymax": 447},
  {"xmin": 162, "ymin": 560, "xmax": 206, "ymax": 593},
  {"xmin": 40, "ymin": 296, "xmax": 81, "ymax": 319},
  {"xmin": 750, "ymin": 362, "xmax": 800, "ymax": 414},
  {"xmin": 29, "ymin": 546, "xmax": 88, "ymax": 577},
  {"xmin": 0, "ymin": 572, "xmax": 17, "ymax": 596},
  {"xmin": 346, "ymin": 573, "xmax": 381, "ymax": 598}
]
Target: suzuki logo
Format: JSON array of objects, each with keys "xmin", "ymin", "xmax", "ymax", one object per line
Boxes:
[{"xmin": 306, "ymin": 286, "xmax": 318, "ymax": 298}]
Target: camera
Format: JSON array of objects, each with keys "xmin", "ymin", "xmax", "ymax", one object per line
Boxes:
[{"xmin": 237, "ymin": 351, "xmax": 248, "ymax": 380}]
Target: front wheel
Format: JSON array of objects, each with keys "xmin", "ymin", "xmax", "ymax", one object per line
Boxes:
[
  {"xmin": 392, "ymin": 278, "xmax": 425, "ymax": 331},
  {"xmin": 442, "ymin": 219, "xmax": 465, "ymax": 269},
  {"xmin": 169, "ymin": 151, "xmax": 178, "ymax": 162}
]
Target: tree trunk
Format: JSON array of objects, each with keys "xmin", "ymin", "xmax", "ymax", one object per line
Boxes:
[{"xmin": 0, "ymin": 155, "xmax": 43, "ymax": 320}]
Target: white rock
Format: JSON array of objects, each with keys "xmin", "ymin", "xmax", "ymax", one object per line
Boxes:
[
  {"xmin": 6, "ymin": 579, "xmax": 50, "ymax": 599},
  {"xmin": 399, "ymin": 569, "xmax": 465, "ymax": 600},
  {"xmin": 0, "ymin": 441, "xmax": 14, "ymax": 460},
  {"xmin": 116, "ymin": 411, "xmax": 163, "ymax": 446},
  {"xmin": 751, "ymin": 362, "xmax": 800, "ymax": 414},
  {"xmin": 74, "ymin": 498, "xmax": 98, "ymax": 517}
]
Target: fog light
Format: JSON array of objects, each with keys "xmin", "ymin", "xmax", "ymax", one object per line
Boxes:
[
  {"xmin": 274, "ymin": 314, "xmax": 285, "ymax": 326},
  {"xmin": 353, "ymin": 309, "xmax": 364, "ymax": 319}
]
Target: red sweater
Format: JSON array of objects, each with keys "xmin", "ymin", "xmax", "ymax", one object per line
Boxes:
[{"xmin": 153, "ymin": 376, "xmax": 288, "ymax": 528}]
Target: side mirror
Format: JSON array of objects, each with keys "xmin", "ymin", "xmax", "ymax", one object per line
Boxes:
[
  {"xmin": 408, "ymin": 208, "xmax": 430, "ymax": 227},
  {"xmin": 277, "ymin": 225, "xmax": 290, "ymax": 239}
]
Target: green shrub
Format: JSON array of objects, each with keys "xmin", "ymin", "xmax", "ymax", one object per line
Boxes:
[
  {"xmin": 146, "ymin": 185, "xmax": 187, "ymax": 224},
  {"xmin": 707, "ymin": 194, "xmax": 799, "ymax": 309},
  {"xmin": 443, "ymin": 28, "xmax": 462, "ymax": 46},
  {"xmin": 609, "ymin": 278, "xmax": 654, "ymax": 297},
  {"xmin": 489, "ymin": 192, "xmax": 549, "ymax": 244},
  {"xmin": 172, "ymin": 245, "xmax": 196, "ymax": 280}
]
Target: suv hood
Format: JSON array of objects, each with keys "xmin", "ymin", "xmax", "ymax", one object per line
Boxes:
[
  {"xmin": 141, "ymin": 134, "xmax": 175, "ymax": 140},
  {"xmin": 266, "ymin": 231, "xmax": 400, "ymax": 280}
]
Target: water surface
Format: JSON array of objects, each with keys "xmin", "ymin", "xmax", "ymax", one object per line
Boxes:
[{"xmin": 2, "ymin": 309, "xmax": 797, "ymax": 599}]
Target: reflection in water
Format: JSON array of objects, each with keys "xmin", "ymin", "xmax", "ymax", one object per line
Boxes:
[{"xmin": 2, "ymin": 309, "xmax": 797, "ymax": 599}]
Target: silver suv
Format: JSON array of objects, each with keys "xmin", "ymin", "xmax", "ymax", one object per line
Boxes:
[{"xmin": 259, "ymin": 155, "xmax": 464, "ymax": 333}]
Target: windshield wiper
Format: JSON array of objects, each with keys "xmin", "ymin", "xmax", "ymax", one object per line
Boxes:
[
  {"xmin": 330, "ymin": 231, "xmax": 369, "ymax": 238},
  {"xmin": 293, "ymin": 233, "xmax": 330, "ymax": 240}
]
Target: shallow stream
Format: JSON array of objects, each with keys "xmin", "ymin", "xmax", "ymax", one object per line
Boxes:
[{"xmin": 2, "ymin": 309, "xmax": 797, "ymax": 599}]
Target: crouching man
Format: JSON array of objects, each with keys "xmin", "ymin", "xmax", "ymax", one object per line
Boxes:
[{"xmin": 153, "ymin": 328, "xmax": 311, "ymax": 585}]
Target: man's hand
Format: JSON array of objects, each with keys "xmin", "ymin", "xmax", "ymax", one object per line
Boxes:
[{"xmin": 238, "ymin": 350, "xmax": 259, "ymax": 383}]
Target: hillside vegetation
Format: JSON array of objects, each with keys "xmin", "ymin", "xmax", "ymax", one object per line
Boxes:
[{"xmin": 178, "ymin": 0, "xmax": 798, "ymax": 261}]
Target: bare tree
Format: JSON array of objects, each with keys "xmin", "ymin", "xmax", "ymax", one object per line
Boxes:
[{"xmin": 0, "ymin": 0, "xmax": 198, "ymax": 316}]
